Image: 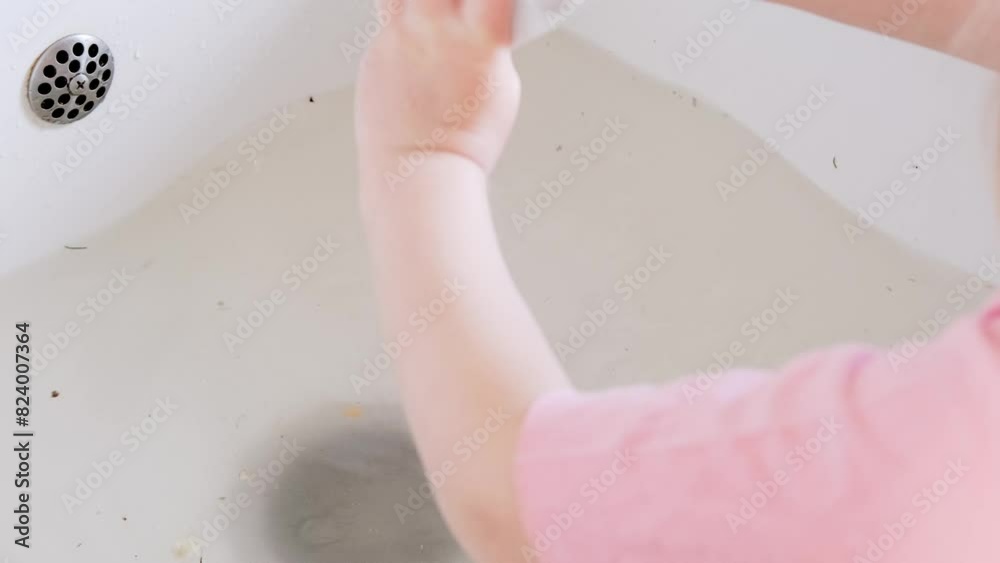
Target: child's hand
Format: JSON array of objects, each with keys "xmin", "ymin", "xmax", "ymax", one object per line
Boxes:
[{"xmin": 355, "ymin": 0, "xmax": 521, "ymax": 180}]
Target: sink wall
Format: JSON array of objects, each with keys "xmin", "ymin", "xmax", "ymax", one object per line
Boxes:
[{"xmin": 1, "ymin": 0, "xmax": 997, "ymax": 276}]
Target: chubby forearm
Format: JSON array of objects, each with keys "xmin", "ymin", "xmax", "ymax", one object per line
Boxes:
[
  {"xmin": 361, "ymin": 154, "xmax": 570, "ymax": 561},
  {"xmin": 770, "ymin": 0, "xmax": 1000, "ymax": 71}
]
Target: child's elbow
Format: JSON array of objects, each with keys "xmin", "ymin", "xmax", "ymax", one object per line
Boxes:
[{"xmin": 442, "ymin": 494, "xmax": 528, "ymax": 563}]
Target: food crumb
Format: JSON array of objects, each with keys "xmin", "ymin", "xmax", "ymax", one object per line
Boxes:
[
  {"xmin": 51, "ymin": 390, "xmax": 60, "ymax": 398},
  {"xmin": 172, "ymin": 537, "xmax": 200, "ymax": 559},
  {"xmin": 343, "ymin": 405, "xmax": 364, "ymax": 419}
]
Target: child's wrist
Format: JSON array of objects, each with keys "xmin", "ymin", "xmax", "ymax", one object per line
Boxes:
[
  {"xmin": 359, "ymin": 149, "xmax": 488, "ymax": 224},
  {"xmin": 360, "ymin": 146, "xmax": 488, "ymax": 183}
]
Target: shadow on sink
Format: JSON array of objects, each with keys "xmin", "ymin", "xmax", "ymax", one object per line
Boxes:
[{"xmin": 259, "ymin": 404, "xmax": 463, "ymax": 562}]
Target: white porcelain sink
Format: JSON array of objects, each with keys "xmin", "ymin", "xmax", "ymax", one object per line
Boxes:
[
  {"xmin": 1, "ymin": 0, "xmax": 996, "ymax": 277},
  {"xmin": 0, "ymin": 1, "xmax": 997, "ymax": 562}
]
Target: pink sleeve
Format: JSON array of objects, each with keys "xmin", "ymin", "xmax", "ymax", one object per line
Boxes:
[{"xmin": 515, "ymin": 298, "xmax": 1000, "ymax": 563}]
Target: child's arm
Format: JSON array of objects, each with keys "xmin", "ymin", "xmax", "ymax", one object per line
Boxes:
[
  {"xmin": 769, "ymin": 0, "xmax": 1000, "ymax": 71},
  {"xmin": 355, "ymin": 1, "xmax": 569, "ymax": 561}
]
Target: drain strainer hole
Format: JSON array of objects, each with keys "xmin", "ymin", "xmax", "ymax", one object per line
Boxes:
[
  {"xmin": 42, "ymin": 65, "xmax": 56, "ymax": 78},
  {"xmin": 57, "ymin": 93, "xmax": 70, "ymax": 105},
  {"xmin": 88, "ymin": 44, "xmax": 98, "ymax": 57},
  {"xmin": 40, "ymin": 99, "xmax": 54, "ymax": 110},
  {"xmin": 56, "ymin": 50, "xmax": 68, "ymax": 64},
  {"xmin": 67, "ymin": 109, "xmax": 79, "ymax": 119},
  {"xmin": 51, "ymin": 108, "xmax": 64, "ymax": 118},
  {"xmin": 84, "ymin": 101, "xmax": 94, "ymax": 111},
  {"xmin": 38, "ymin": 83, "xmax": 51, "ymax": 95},
  {"xmin": 68, "ymin": 60, "xmax": 81, "ymax": 73},
  {"xmin": 96, "ymin": 86, "xmax": 106, "ymax": 98},
  {"xmin": 86, "ymin": 61, "xmax": 96, "ymax": 73},
  {"xmin": 99, "ymin": 54, "xmax": 109, "ymax": 66},
  {"xmin": 102, "ymin": 69, "xmax": 112, "ymax": 81},
  {"xmin": 72, "ymin": 42, "xmax": 84, "ymax": 56},
  {"xmin": 75, "ymin": 95, "xmax": 87, "ymax": 105},
  {"xmin": 54, "ymin": 76, "xmax": 67, "ymax": 88}
]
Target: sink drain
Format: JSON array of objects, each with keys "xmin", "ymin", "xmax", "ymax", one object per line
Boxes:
[{"xmin": 27, "ymin": 34, "xmax": 115, "ymax": 125}]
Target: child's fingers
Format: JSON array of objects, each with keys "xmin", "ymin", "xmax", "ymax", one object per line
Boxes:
[
  {"xmin": 463, "ymin": 0, "xmax": 515, "ymax": 44},
  {"xmin": 411, "ymin": 0, "xmax": 460, "ymax": 16}
]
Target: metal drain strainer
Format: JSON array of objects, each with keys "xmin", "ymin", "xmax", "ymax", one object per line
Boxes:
[{"xmin": 27, "ymin": 34, "xmax": 115, "ymax": 125}]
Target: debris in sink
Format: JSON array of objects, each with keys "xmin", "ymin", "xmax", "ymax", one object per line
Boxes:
[
  {"xmin": 172, "ymin": 537, "xmax": 200, "ymax": 559},
  {"xmin": 64, "ymin": 245, "xmax": 88, "ymax": 250},
  {"xmin": 343, "ymin": 404, "xmax": 364, "ymax": 419}
]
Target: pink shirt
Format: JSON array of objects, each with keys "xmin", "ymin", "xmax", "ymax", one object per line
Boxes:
[{"xmin": 516, "ymin": 295, "xmax": 1000, "ymax": 562}]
